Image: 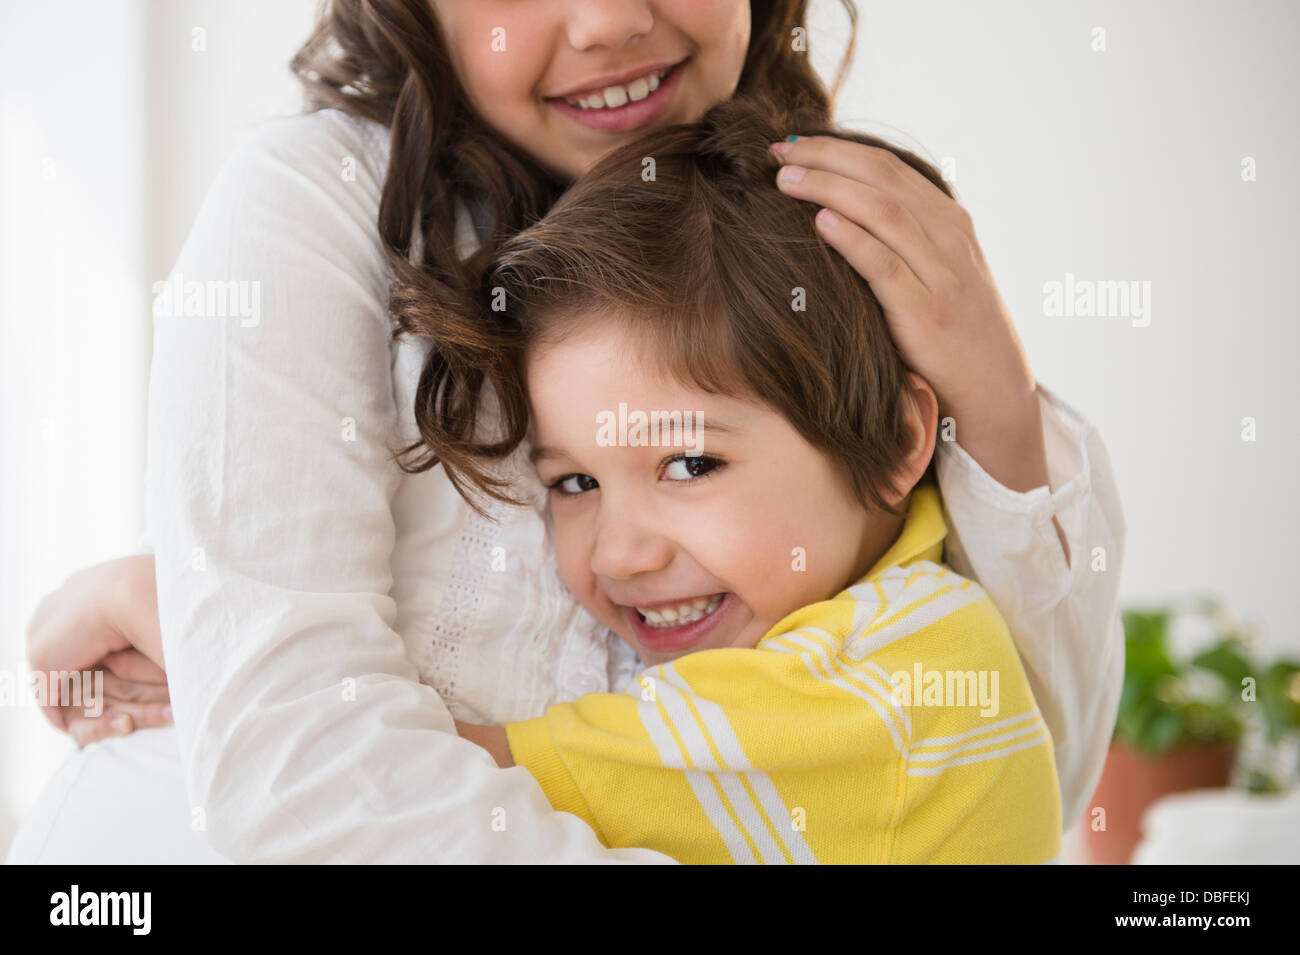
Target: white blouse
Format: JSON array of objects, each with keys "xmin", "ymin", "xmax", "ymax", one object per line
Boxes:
[{"xmin": 126, "ymin": 108, "xmax": 1124, "ymax": 863}]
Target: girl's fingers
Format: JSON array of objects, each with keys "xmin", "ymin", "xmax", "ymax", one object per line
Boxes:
[
  {"xmin": 65, "ymin": 699, "xmax": 174, "ymax": 749},
  {"xmin": 776, "ymin": 136, "xmax": 953, "ymax": 216},
  {"xmin": 812, "ymin": 208, "xmax": 928, "ymax": 316},
  {"xmin": 33, "ymin": 648, "xmax": 169, "ymax": 743},
  {"xmin": 102, "ymin": 648, "xmax": 168, "ymax": 685},
  {"xmin": 67, "ymin": 711, "xmax": 134, "ymax": 749},
  {"xmin": 100, "ymin": 670, "xmax": 170, "ymax": 704},
  {"xmin": 776, "ymin": 166, "xmax": 948, "ymax": 289}
]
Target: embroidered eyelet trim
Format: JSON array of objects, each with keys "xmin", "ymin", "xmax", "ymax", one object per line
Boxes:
[{"xmin": 419, "ymin": 502, "xmax": 505, "ymax": 717}]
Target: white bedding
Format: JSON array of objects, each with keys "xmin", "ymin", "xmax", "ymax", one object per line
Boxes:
[{"xmin": 6, "ymin": 727, "xmax": 228, "ymax": 864}]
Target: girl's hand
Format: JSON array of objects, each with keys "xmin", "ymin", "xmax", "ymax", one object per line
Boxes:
[
  {"xmin": 26, "ymin": 555, "xmax": 173, "ymax": 748},
  {"xmin": 771, "ymin": 136, "xmax": 1053, "ymax": 503}
]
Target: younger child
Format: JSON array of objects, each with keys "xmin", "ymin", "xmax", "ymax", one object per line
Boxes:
[{"xmin": 453, "ymin": 97, "xmax": 1061, "ymax": 864}]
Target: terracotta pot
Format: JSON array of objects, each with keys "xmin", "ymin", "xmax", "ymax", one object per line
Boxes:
[{"xmin": 1082, "ymin": 741, "xmax": 1234, "ymax": 865}]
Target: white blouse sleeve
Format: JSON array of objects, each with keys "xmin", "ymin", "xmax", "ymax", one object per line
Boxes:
[
  {"xmin": 146, "ymin": 111, "xmax": 671, "ymax": 863},
  {"xmin": 934, "ymin": 384, "xmax": 1125, "ymax": 827}
]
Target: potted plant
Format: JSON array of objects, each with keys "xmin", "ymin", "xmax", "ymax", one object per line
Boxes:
[{"xmin": 1083, "ymin": 600, "xmax": 1300, "ymax": 864}]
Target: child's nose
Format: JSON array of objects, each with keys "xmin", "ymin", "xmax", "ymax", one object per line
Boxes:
[{"xmin": 589, "ymin": 503, "xmax": 674, "ymax": 582}]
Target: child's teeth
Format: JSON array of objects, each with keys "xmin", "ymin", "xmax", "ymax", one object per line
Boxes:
[
  {"xmin": 602, "ymin": 84, "xmax": 628, "ymax": 108},
  {"xmin": 626, "ymin": 77, "xmax": 649, "ymax": 102},
  {"xmin": 637, "ymin": 594, "xmax": 724, "ymax": 629}
]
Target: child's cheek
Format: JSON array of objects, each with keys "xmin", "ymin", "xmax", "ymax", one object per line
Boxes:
[
  {"xmin": 551, "ymin": 518, "xmax": 615, "ymax": 626},
  {"xmin": 549, "ymin": 523, "xmax": 584, "ymax": 594},
  {"xmin": 687, "ymin": 505, "xmax": 803, "ymax": 617}
]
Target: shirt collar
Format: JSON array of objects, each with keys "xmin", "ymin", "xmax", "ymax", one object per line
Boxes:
[{"xmin": 860, "ymin": 482, "xmax": 947, "ymax": 582}]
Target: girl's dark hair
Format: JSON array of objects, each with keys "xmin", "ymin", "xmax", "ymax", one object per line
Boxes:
[
  {"xmin": 291, "ymin": 0, "xmax": 859, "ymax": 513},
  {"xmin": 484, "ymin": 94, "xmax": 952, "ymax": 517}
]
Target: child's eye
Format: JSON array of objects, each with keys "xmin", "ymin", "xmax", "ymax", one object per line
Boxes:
[
  {"xmin": 661, "ymin": 454, "xmax": 725, "ymax": 483},
  {"xmin": 547, "ymin": 473, "xmax": 599, "ymax": 496}
]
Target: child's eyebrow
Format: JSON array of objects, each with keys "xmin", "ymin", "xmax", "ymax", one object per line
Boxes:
[
  {"xmin": 528, "ymin": 445, "xmax": 567, "ymax": 467},
  {"xmin": 529, "ymin": 419, "xmax": 741, "ymax": 466}
]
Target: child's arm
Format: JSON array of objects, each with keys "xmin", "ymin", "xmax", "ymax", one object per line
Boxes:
[{"xmin": 454, "ymin": 721, "xmax": 514, "ymax": 768}]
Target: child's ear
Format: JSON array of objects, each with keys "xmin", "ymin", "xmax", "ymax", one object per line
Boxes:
[{"xmin": 886, "ymin": 372, "xmax": 939, "ymax": 504}]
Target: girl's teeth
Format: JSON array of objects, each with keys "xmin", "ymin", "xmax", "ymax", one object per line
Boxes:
[
  {"xmin": 565, "ymin": 68, "xmax": 666, "ymax": 110},
  {"xmin": 637, "ymin": 594, "xmax": 725, "ymax": 629}
]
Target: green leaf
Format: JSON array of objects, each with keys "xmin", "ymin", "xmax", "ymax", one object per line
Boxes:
[
  {"xmin": 1191, "ymin": 640, "xmax": 1253, "ymax": 689},
  {"xmin": 1259, "ymin": 662, "xmax": 1300, "ymax": 742},
  {"xmin": 1141, "ymin": 709, "xmax": 1185, "ymax": 755}
]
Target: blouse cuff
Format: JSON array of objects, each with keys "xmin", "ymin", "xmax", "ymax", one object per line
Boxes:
[{"xmin": 934, "ymin": 384, "xmax": 1095, "ymax": 612}]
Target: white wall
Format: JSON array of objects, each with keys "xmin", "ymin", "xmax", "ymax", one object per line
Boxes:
[
  {"xmin": 2, "ymin": 0, "xmax": 1296, "ymax": 858},
  {"xmin": 142, "ymin": 0, "xmax": 319, "ymax": 286},
  {"xmin": 1, "ymin": 0, "xmax": 150, "ymax": 860}
]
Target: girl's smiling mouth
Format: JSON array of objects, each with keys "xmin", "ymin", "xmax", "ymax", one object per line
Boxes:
[
  {"xmin": 546, "ymin": 59, "xmax": 689, "ymax": 134},
  {"xmin": 622, "ymin": 590, "xmax": 736, "ymax": 657}
]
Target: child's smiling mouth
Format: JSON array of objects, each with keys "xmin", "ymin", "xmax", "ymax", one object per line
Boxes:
[{"xmin": 620, "ymin": 591, "xmax": 736, "ymax": 657}]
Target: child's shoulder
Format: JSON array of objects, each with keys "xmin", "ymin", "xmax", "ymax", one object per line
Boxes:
[
  {"xmin": 759, "ymin": 558, "xmax": 1010, "ymax": 664},
  {"xmin": 841, "ymin": 558, "xmax": 1010, "ymax": 662},
  {"xmin": 756, "ymin": 558, "xmax": 1044, "ymax": 724}
]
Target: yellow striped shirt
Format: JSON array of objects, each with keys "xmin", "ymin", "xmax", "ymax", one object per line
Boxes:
[{"xmin": 505, "ymin": 484, "xmax": 1062, "ymax": 863}]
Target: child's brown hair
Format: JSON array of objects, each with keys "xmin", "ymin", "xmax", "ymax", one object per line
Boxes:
[{"xmin": 464, "ymin": 95, "xmax": 954, "ymax": 516}]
